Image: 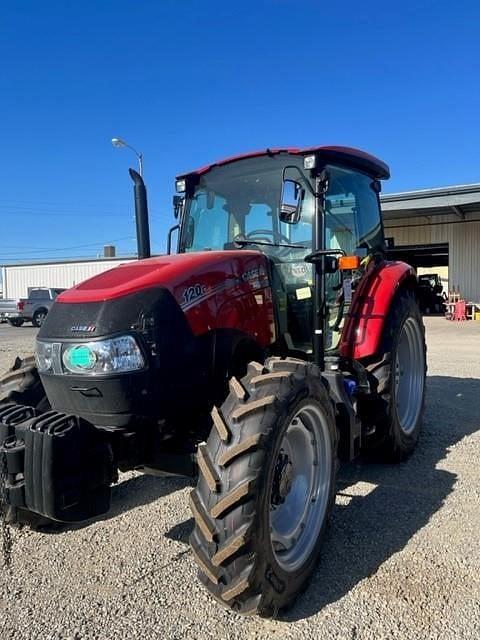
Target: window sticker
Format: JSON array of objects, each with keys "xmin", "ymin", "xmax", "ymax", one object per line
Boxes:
[{"xmin": 296, "ymin": 287, "xmax": 312, "ymax": 300}]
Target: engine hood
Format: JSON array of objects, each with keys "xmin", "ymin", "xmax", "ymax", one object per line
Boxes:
[
  {"xmin": 57, "ymin": 250, "xmax": 267, "ymax": 306},
  {"xmin": 40, "ymin": 249, "xmax": 275, "ymax": 360}
]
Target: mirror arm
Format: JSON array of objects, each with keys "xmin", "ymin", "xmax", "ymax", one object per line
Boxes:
[
  {"xmin": 167, "ymin": 224, "xmax": 180, "ymax": 255},
  {"xmin": 173, "ymin": 195, "xmax": 185, "ymax": 219},
  {"xmin": 281, "ymin": 165, "xmax": 317, "ymax": 197}
]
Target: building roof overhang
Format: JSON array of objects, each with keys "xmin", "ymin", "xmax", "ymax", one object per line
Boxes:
[{"xmin": 381, "ymin": 183, "xmax": 480, "ymax": 221}]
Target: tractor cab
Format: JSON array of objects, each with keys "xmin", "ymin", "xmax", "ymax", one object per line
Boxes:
[{"xmin": 173, "ymin": 147, "xmax": 388, "ymax": 359}]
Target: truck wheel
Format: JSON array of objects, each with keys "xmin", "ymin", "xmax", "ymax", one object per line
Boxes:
[
  {"xmin": 0, "ymin": 356, "xmax": 50, "ymax": 411},
  {"xmin": 7, "ymin": 318, "xmax": 24, "ymax": 328},
  {"xmin": 32, "ymin": 309, "xmax": 47, "ymax": 327},
  {"xmin": 189, "ymin": 357, "xmax": 338, "ymax": 616},
  {"xmin": 363, "ymin": 289, "xmax": 426, "ymax": 461}
]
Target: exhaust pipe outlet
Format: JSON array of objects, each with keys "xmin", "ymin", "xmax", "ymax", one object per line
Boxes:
[{"xmin": 129, "ymin": 168, "xmax": 151, "ymax": 259}]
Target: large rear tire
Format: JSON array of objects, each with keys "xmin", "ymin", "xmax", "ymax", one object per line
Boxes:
[
  {"xmin": 189, "ymin": 357, "xmax": 338, "ymax": 617},
  {"xmin": 362, "ymin": 289, "xmax": 426, "ymax": 461}
]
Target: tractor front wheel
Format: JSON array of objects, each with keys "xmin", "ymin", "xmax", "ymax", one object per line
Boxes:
[
  {"xmin": 0, "ymin": 356, "xmax": 49, "ymax": 410},
  {"xmin": 1, "ymin": 356, "xmax": 52, "ymax": 527},
  {"xmin": 189, "ymin": 357, "xmax": 338, "ymax": 616}
]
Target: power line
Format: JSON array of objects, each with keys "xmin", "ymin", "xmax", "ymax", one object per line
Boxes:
[
  {"xmin": 0, "ymin": 207, "xmax": 163, "ymax": 222},
  {"xmin": 0, "ymin": 236, "xmax": 135, "ymax": 258},
  {"xmin": 1, "ymin": 208, "xmax": 127, "ymax": 219},
  {"xmin": 0, "ymin": 253, "xmax": 137, "ymax": 263}
]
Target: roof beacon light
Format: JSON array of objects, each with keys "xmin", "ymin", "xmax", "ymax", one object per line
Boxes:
[{"xmin": 303, "ymin": 155, "xmax": 317, "ymax": 170}]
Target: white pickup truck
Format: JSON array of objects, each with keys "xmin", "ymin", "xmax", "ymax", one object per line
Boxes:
[
  {"xmin": 0, "ymin": 298, "xmax": 23, "ymax": 325},
  {"xmin": 0, "ymin": 287, "xmax": 65, "ymax": 327}
]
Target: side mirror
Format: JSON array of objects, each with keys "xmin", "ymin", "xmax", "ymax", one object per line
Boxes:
[
  {"xmin": 173, "ymin": 195, "xmax": 184, "ymax": 219},
  {"xmin": 280, "ymin": 179, "xmax": 303, "ymax": 224}
]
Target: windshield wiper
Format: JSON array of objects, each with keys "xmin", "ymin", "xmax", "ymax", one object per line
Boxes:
[{"xmin": 233, "ymin": 239, "xmax": 308, "ymax": 250}]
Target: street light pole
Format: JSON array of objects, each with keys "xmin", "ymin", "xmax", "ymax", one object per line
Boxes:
[{"xmin": 111, "ymin": 137, "xmax": 144, "ymax": 176}]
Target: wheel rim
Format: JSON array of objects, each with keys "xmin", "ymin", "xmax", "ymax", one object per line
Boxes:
[
  {"xmin": 269, "ymin": 403, "xmax": 332, "ymax": 572},
  {"xmin": 394, "ymin": 316, "xmax": 425, "ymax": 434},
  {"xmin": 36, "ymin": 313, "xmax": 46, "ymax": 326}
]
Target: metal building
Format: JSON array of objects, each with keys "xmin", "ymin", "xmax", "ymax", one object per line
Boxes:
[
  {"xmin": 381, "ymin": 183, "xmax": 480, "ymax": 302},
  {"xmin": 1, "ymin": 256, "xmax": 135, "ymax": 300}
]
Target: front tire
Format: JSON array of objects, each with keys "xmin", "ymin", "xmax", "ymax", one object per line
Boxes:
[
  {"xmin": 189, "ymin": 357, "xmax": 338, "ymax": 616},
  {"xmin": 0, "ymin": 356, "xmax": 51, "ymax": 527},
  {"xmin": 0, "ymin": 356, "xmax": 49, "ymax": 410},
  {"xmin": 362, "ymin": 289, "xmax": 426, "ymax": 461}
]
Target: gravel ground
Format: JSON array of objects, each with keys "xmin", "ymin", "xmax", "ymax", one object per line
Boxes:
[{"xmin": 0, "ymin": 318, "xmax": 479, "ymax": 639}]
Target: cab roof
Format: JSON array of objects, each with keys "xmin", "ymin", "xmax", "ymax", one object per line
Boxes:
[{"xmin": 177, "ymin": 145, "xmax": 390, "ymax": 181}]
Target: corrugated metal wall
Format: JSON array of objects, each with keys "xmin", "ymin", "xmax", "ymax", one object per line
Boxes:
[
  {"xmin": 2, "ymin": 258, "xmax": 135, "ymax": 299},
  {"xmin": 384, "ymin": 212, "xmax": 480, "ymax": 301}
]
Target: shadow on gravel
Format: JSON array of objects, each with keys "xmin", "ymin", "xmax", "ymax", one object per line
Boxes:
[
  {"xmin": 37, "ymin": 473, "xmax": 192, "ymax": 534},
  {"xmin": 107, "ymin": 473, "xmax": 192, "ymax": 520},
  {"xmin": 285, "ymin": 375, "xmax": 480, "ymax": 621},
  {"xmin": 165, "ymin": 517, "xmax": 195, "ymax": 544}
]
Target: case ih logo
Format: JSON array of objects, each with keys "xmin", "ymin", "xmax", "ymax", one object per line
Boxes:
[
  {"xmin": 71, "ymin": 325, "xmax": 96, "ymax": 333},
  {"xmin": 241, "ymin": 266, "xmax": 268, "ymax": 290}
]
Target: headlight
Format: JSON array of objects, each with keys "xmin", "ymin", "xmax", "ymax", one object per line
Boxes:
[
  {"xmin": 62, "ymin": 336, "xmax": 145, "ymax": 375},
  {"xmin": 36, "ymin": 341, "xmax": 55, "ymax": 373}
]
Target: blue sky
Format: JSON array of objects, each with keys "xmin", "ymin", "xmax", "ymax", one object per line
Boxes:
[{"xmin": 1, "ymin": 0, "xmax": 479, "ymax": 261}]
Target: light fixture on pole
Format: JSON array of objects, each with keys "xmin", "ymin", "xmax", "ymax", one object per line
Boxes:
[{"xmin": 111, "ymin": 137, "xmax": 144, "ymax": 176}]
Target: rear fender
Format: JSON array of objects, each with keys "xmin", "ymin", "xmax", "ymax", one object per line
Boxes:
[{"xmin": 339, "ymin": 261, "xmax": 417, "ymax": 360}]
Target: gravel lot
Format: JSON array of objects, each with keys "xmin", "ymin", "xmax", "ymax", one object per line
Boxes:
[{"xmin": 0, "ymin": 318, "xmax": 479, "ymax": 639}]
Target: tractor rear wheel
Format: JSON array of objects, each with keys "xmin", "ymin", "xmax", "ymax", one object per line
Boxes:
[
  {"xmin": 363, "ymin": 289, "xmax": 426, "ymax": 461},
  {"xmin": 189, "ymin": 357, "xmax": 338, "ymax": 616}
]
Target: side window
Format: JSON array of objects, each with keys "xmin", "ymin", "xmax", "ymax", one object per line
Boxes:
[
  {"xmin": 325, "ymin": 166, "xmax": 382, "ymax": 254},
  {"xmin": 324, "ymin": 166, "xmax": 383, "ymax": 352},
  {"xmin": 355, "ymin": 176, "xmax": 383, "ymax": 250}
]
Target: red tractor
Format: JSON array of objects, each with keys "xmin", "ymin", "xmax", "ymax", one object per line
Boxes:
[{"xmin": 0, "ymin": 146, "xmax": 426, "ymax": 616}]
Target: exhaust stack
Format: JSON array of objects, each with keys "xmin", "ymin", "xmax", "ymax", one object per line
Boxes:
[{"xmin": 129, "ymin": 168, "xmax": 151, "ymax": 259}]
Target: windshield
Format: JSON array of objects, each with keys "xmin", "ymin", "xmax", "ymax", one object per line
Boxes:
[{"xmin": 180, "ymin": 154, "xmax": 315, "ymax": 258}]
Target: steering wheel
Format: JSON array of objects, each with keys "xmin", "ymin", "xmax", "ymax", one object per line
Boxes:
[
  {"xmin": 245, "ymin": 229, "xmax": 291, "ymax": 245},
  {"xmin": 245, "ymin": 229, "xmax": 303, "ymax": 259}
]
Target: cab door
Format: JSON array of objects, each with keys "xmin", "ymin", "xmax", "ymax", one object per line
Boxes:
[
  {"xmin": 323, "ymin": 165, "xmax": 384, "ymax": 351},
  {"xmin": 276, "ymin": 176, "xmax": 316, "ymax": 353}
]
